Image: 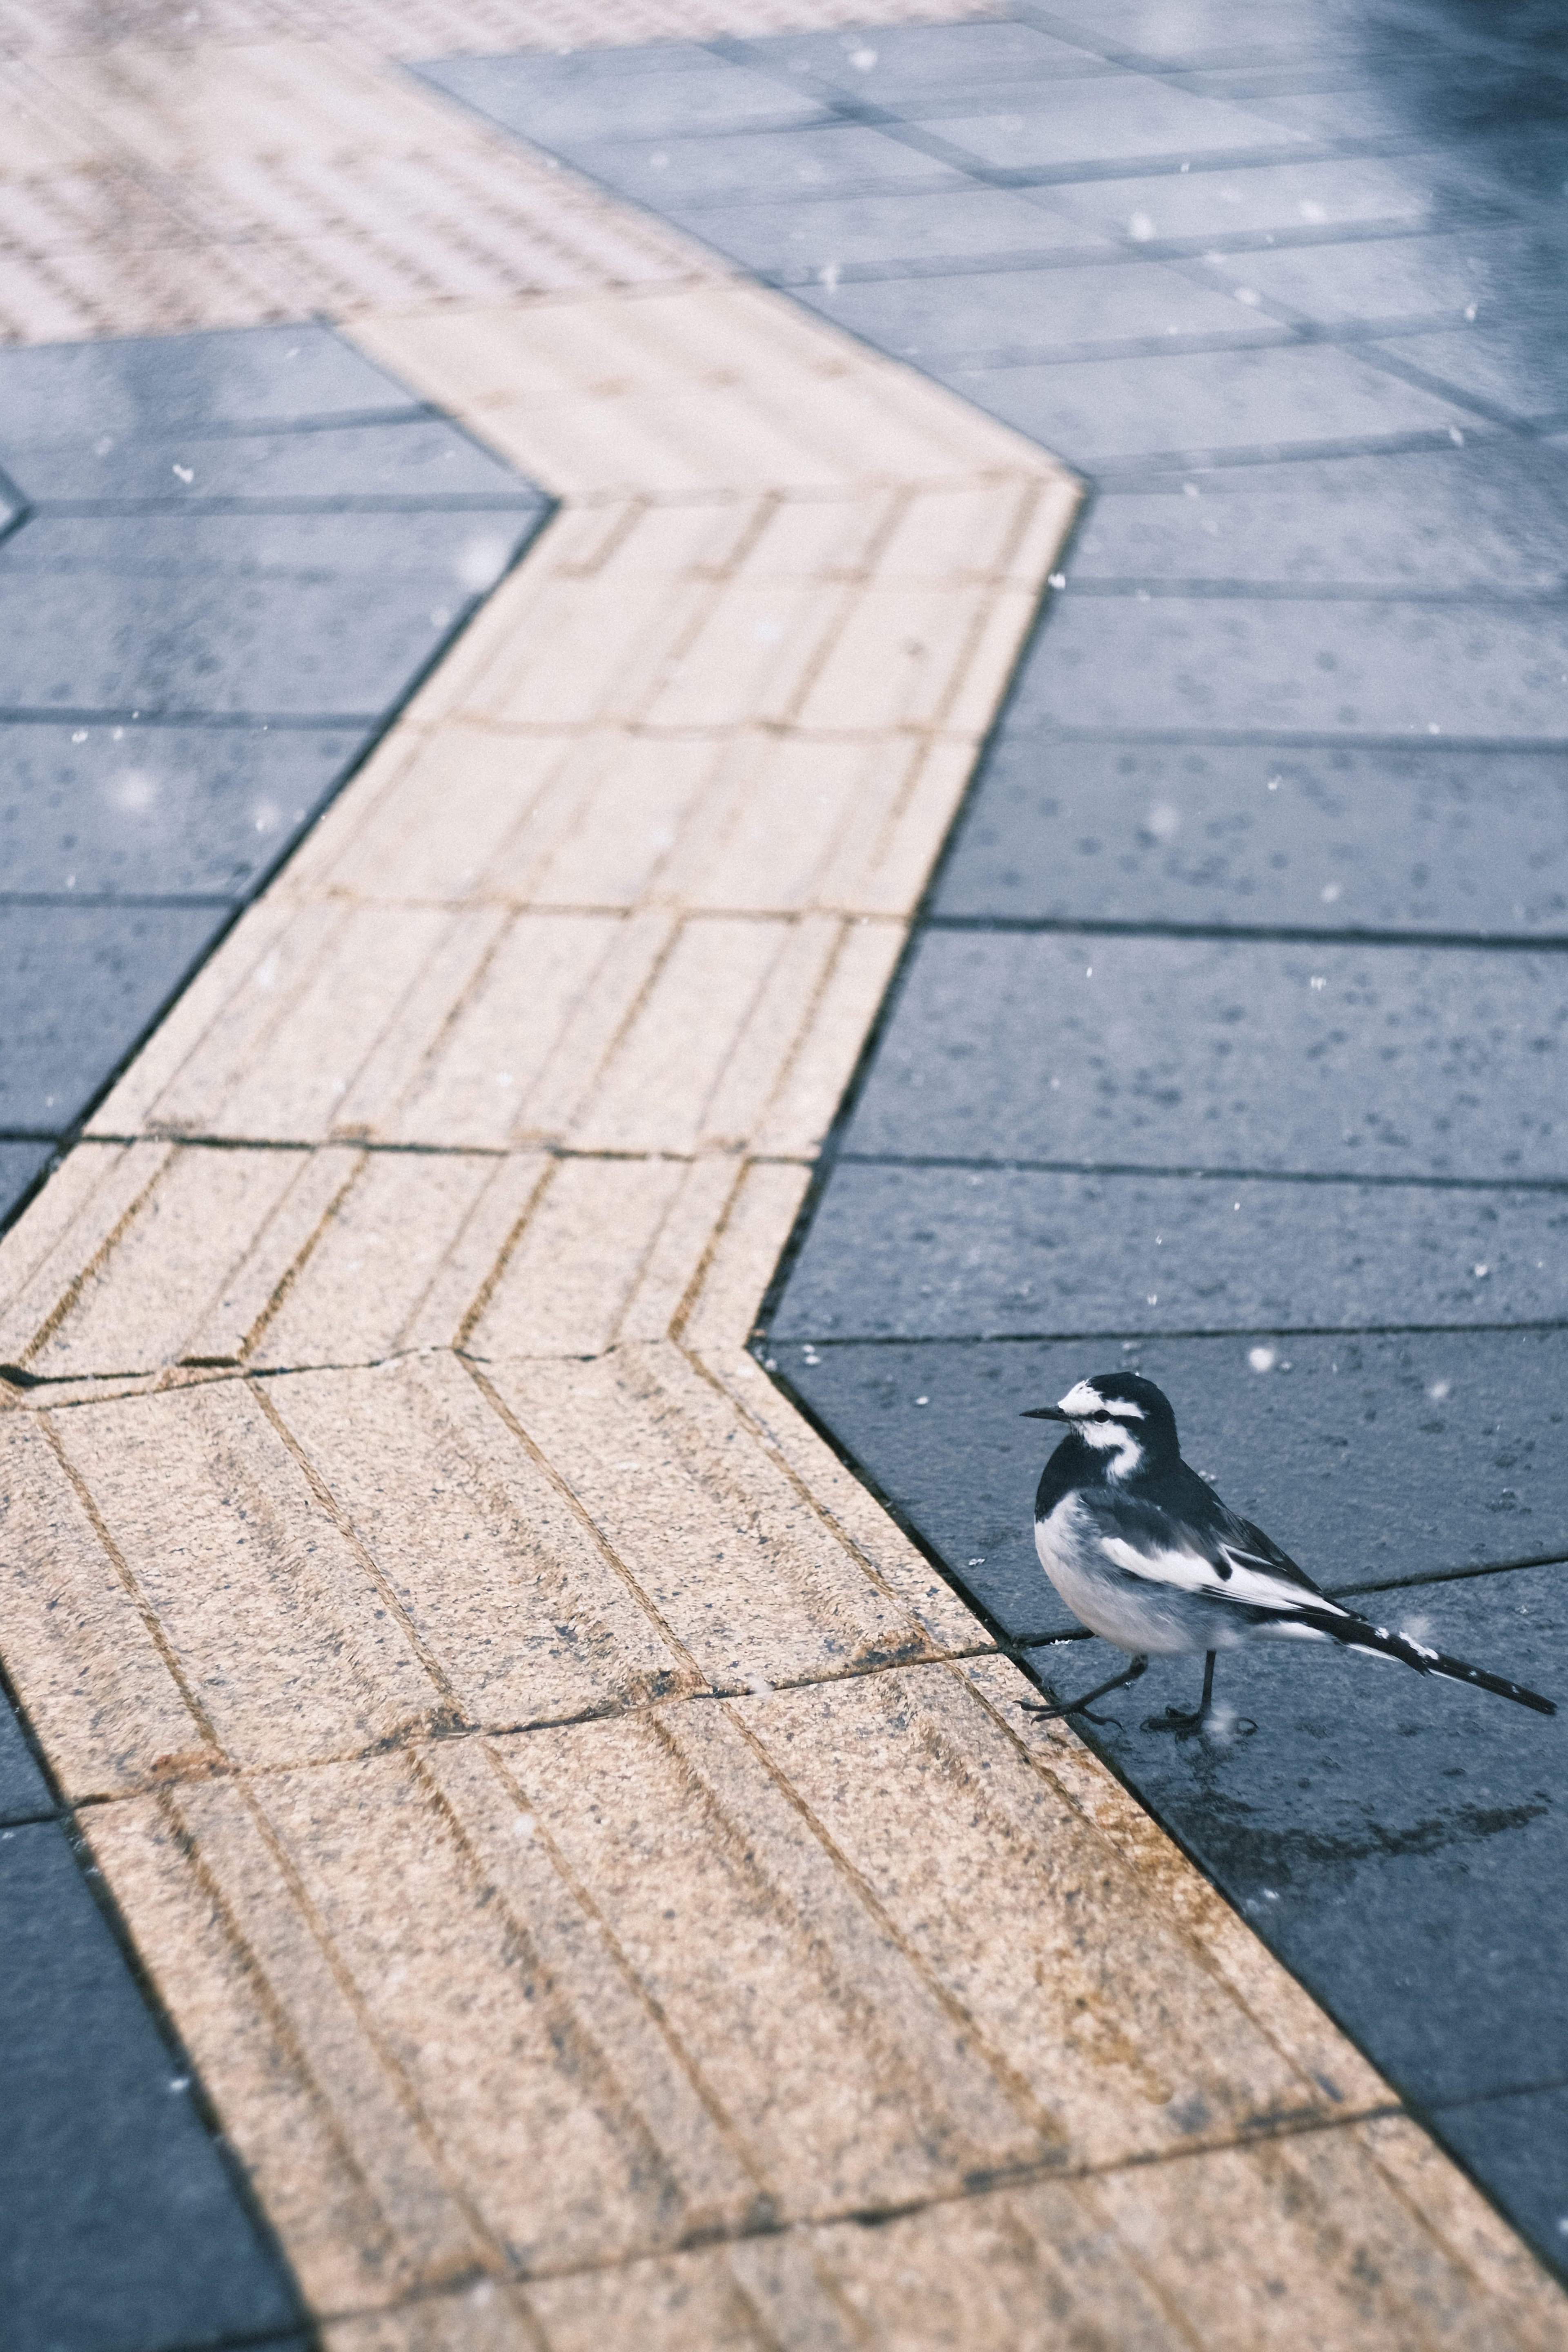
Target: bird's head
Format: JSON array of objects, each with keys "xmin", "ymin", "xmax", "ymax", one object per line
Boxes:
[{"xmin": 1022, "ymin": 1370, "xmax": 1179, "ymax": 1482}]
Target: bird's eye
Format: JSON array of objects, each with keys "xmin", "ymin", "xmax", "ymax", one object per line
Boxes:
[{"xmin": 1092, "ymin": 1408, "xmax": 1111, "ymax": 1421}]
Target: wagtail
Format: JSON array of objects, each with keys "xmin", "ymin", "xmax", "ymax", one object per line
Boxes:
[{"xmin": 1020, "ymin": 1371, "xmax": 1555, "ymax": 1734}]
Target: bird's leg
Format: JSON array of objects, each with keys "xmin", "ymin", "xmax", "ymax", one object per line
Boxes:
[{"xmin": 1020, "ymin": 1653, "xmax": 1148, "ymax": 1728}]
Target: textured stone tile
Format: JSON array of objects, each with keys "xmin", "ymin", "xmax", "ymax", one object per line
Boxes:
[
  {"xmin": 323, "ymin": 2283, "xmax": 537, "ymax": 2352},
  {"xmin": 741, "ymin": 1664, "xmax": 1341, "ymax": 2162},
  {"xmin": 89, "ymin": 1780, "xmax": 489, "ymax": 2313},
  {"xmin": 267, "ymin": 1353, "xmax": 702, "ymax": 1726},
  {"xmin": 938, "ymin": 737, "xmax": 1568, "ymax": 931},
  {"xmin": 0, "ymin": 1815, "xmax": 303, "ymax": 2352},
  {"xmin": 484, "ymin": 1342, "xmax": 939, "ymax": 1686},
  {"xmin": 496, "ymin": 1697, "xmax": 1046, "ymax": 2210},
  {"xmin": 777, "ymin": 1161, "xmax": 1568, "ymax": 1340},
  {"xmin": 848, "ymin": 929, "xmax": 1568, "ymax": 1180},
  {"xmin": 782, "ymin": 1327, "xmax": 1568, "ymax": 1638},
  {"xmin": 1087, "ymin": 2124, "xmax": 1550, "ymax": 2352},
  {"xmin": 699, "ymin": 1341, "xmax": 988, "ymax": 1655},
  {"xmin": 49, "ymin": 1379, "xmax": 450, "ymax": 1767},
  {"xmin": 1408, "ymin": 2093, "xmax": 1568, "ymax": 2325},
  {"xmin": 240, "ymin": 1742, "xmax": 763, "ymax": 2267}
]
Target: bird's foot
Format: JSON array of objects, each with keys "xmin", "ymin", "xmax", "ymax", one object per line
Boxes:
[
  {"xmin": 1141, "ymin": 1703, "xmax": 1207, "ymax": 1739},
  {"xmin": 1140, "ymin": 1705, "xmax": 1257, "ymax": 1740},
  {"xmin": 1020, "ymin": 1699, "xmax": 1123, "ymax": 1729}
]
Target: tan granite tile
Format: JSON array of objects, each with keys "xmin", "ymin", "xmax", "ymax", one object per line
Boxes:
[
  {"xmin": 248, "ymin": 1740, "xmax": 764, "ymax": 2266},
  {"xmin": 1089, "ymin": 2127, "xmax": 1553, "ymax": 2351},
  {"xmin": 267, "ymin": 1352, "xmax": 702, "ymax": 1724},
  {"xmin": 0, "ymin": 1413, "xmax": 206, "ymax": 1796},
  {"xmin": 89, "ymin": 1779, "xmax": 491, "ymax": 2311},
  {"xmin": 740, "ymin": 1665, "xmax": 1345, "ymax": 2167},
  {"xmin": 965, "ymin": 1654, "xmax": 1390, "ymax": 2113},
  {"xmin": 50, "ymin": 1379, "xmax": 452, "ymax": 1767},
  {"xmin": 482, "ymin": 1342, "xmax": 938, "ymax": 1686},
  {"xmin": 493, "ymin": 1701, "xmax": 1047, "ymax": 2214},
  {"xmin": 698, "ymin": 1344, "xmax": 987, "ymax": 1655}
]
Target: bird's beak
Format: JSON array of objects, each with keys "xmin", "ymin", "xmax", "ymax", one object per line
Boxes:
[{"xmin": 1021, "ymin": 1405, "xmax": 1069, "ymax": 1421}]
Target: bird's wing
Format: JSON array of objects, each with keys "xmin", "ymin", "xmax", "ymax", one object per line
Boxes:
[{"xmin": 1079, "ymin": 1489, "xmax": 1349, "ymax": 1620}]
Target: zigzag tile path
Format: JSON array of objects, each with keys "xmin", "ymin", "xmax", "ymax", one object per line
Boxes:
[{"xmin": 0, "ymin": 4, "xmax": 1565, "ymax": 2345}]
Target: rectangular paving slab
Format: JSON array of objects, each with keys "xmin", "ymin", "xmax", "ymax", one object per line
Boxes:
[
  {"xmin": 845, "ymin": 928, "xmax": 1568, "ymax": 1179},
  {"xmin": 0, "ymin": 722, "xmax": 361, "ymax": 898},
  {"xmin": 0, "ymin": 900, "xmax": 222, "ymax": 1131},
  {"xmin": 778, "ymin": 1161, "xmax": 1568, "ymax": 1338},
  {"xmin": 935, "ymin": 739, "xmax": 1568, "ymax": 933}
]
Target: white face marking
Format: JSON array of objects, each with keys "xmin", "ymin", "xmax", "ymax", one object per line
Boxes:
[{"xmin": 1057, "ymin": 1381, "xmax": 1145, "ymax": 1477}]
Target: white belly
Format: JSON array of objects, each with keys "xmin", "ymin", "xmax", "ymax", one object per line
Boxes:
[{"xmin": 1034, "ymin": 1494, "xmax": 1208, "ymax": 1657}]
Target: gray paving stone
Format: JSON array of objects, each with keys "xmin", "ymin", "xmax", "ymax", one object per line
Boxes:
[
  {"xmin": 7, "ymin": 417, "xmax": 544, "ymax": 509},
  {"xmin": 1008, "ymin": 590, "xmax": 1568, "ymax": 735},
  {"xmin": 0, "ymin": 902, "xmax": 225, "ymax": 1130},
  {"xmin": 1031, "ymin": 0, "xmax": 1359, "ymax": 67},
  {"xmin": 0, "ymin": 510, "xmax": 535, "ymax": 718},
  {"xmin": 419, "ymin": 47, "xmax": 831, "ymax": 142},
  {"xmin": 1199, "ymin": 225, "xmax": 1552, "ymax": 330},
  {"xmin": 0, "ymin": 1144, "xmax": 53, "ymax": 1231},
  {"xmin": 0, "ymin": 1820, "xmax": 302, "ymax": 2351},
  {"xmin": 0, "ymin": 1697, "xmax": 51, "ymax": 1825},
  {"xmin": 0, "ymin": 323, "xmax": 422, "ymax": 454},
  {"xmin": 1066, "ymin": 445, "xmax": 1568, "ymax": 590},
  {"xmin": 799, "ymin": 255, "xmax": 1278, "ymax": 361},
  {"xmin": 950, "ymin": 339, "xmax": 1480, "ymax": 468},
  {"xmin": 920, "ymin": 76, "xmax": 1308, "ymax": 172},
  {"xmin": 564, "ymin": 124, "xmax": 967, "ymax": 209},
  {"xmin": 737, "ymin": 19, "xmax": 1111, "ymax": 96},
  {"xmin": 1433, "ymin": 2086, "xmax": 1568, "ymax": 2273},
  {"xmin": 846, "ymin": 929, "xmax": 1568, "ymax": 1179},
  {"xmin": 935, "ymin": 740, "xmax": 1568, "ymax": 931},
  {"xmin": 1370, "ymin": 323, "xmax": 1568, "ymax": 428},
  {"xmin": 0, "ymin": 722, "xmax": 359, "ymax": 898},
  {"xmin": 780, "ymin": 1327, "xmax": 1568, "ymax": 1637},
  {"xmin": 675, "ymin": 185, "xmax": 1108, "ymax": 276},
  {"xmin": 777, "ymin": 1163, "xmax": 1568, "ymax": 1339},
  {"xmin": 1035, "ymin": 152, "xmax": 1442, "ymax": 240}
]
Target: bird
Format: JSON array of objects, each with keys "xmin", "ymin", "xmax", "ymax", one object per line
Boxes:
[{"xmin": 1018, "ymin": 1370, "xmax": 1555, "ymax": 1735}]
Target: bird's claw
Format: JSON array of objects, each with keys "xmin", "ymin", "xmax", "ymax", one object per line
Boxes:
[{"xmin": 1019, "ymin": 1700, "xmax": 1123, "ymax": 1730}]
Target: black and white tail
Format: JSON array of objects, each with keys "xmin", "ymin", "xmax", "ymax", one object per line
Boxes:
[{"xmin": 1303, "ymin": 1606, "xmax": 1555, "ymax": 1715}]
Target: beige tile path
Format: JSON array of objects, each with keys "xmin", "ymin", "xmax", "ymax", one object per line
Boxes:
[{"xmin": 1, "ymin": 4, "xmax": 1565, "ymax": 2344}]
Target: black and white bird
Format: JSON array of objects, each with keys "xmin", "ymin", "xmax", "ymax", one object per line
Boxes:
[{"xmin": 1020, "ymin": 1370, "xmax": 1555, "ymax": 1734}]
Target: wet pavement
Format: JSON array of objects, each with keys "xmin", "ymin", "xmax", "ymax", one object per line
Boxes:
[
  {"xmin": 0, "ymin": 322, "xmax": 548, "ymax": 1232},
  {"xmin": 434, "ymin": 0, "xmax": 1568, "ymax": 2278}
]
